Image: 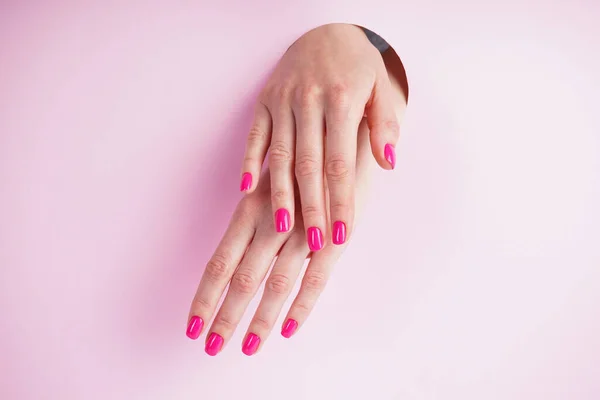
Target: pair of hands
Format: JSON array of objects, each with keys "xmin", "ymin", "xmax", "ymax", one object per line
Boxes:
[{"xmin": 186, "ymin": 23, "xmax": 406, "ymax": 356}]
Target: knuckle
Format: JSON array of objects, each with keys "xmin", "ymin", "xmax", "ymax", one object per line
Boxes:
[
  {"xmin": 269, "ymin": 141, "xmax": 293, "ymax": 165},
  {"xmin": 292, "ymin": 301, "xmax": 312, "ymax": 315},
  {"xmin": 243, "ymin": 155, "xmax": 257, "ymax": 167},
  {"xmin": 295, "ymin": 152, "xmax": 321, "ymax": 179},
  {"xmin": 265, "ymin": 273, "xmax": 291, "ymax": 295},
  {"xmin": 303, "ymin": 270, "xmax": 327, "ymax": 293},
  {"xmin": 329, "ymin": 201, "xmax": 349, "ymax": 217},
  {"xmin": 327, "ymin": 82, "xmax": 352, "ymax": 109},
  {"xmin": 373, "ymin": 119, "xmax": 400, "ymax": 137},
  {"xmin": 271, "ymin": 84, "xmax": 292, "ymax": 103},
  {"xmin": 204, "ymin": 254, "xmax": 230, "ymax": 282},
  {"xmin": 252, "ymin": 314, "xmax": 272, "ymax": 331},
  {"xmin": 386, "ymin": 120, "xmax": 401, "ymax": 135},
  {"xmin": 325, "ymin": 155, "xmax": 351, "ymax": 182},
  {"xmin": 192, "ymin": 296, "xmax": 212, "ymax": 312},
  {"xmin": 271, "ymin": 189, "xmax": 288, "ymax": 204},
  {"xmin": 301, "ymin": 204, "xmax": 322, "ymax": 220},
  {"xmin": 294, "ymin": 84, "xmax": 322, "ymax": 109},
  {"xmin": 230, "ymin": 271, "xmax": 258, "ymax": 295},
  {"xmin": 214, "ymin": 312, "xmax": 236, "ymax": 330},
  {"xmin": 247, "ymin": 126, "xmax": 268, "ymax": 145}
]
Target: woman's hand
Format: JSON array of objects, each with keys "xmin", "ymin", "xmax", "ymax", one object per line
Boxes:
[
  {"xmin": 239, "ymin": 23, "xmax": 400, "ymax": 252},
  {"xmin": 187, "ymin": 118, "xmax": 376, "ymax": 356}
]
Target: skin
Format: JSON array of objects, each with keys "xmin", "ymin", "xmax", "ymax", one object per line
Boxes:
[
  {"xmin": 240, "ymin": 23, "xmax": 401, "ymax": 248},
  {"xmin": 187, "ymin": 23, "xmax": 408, "ymax": 355}
]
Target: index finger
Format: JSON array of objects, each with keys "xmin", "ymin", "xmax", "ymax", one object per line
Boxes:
[
  {"xmin": 323, "ymin": 87, "xmax": 362, "ymax": 246},
  {"xmin": 240, "ymin": 102, "xmax": 272, "ymax": 193}
]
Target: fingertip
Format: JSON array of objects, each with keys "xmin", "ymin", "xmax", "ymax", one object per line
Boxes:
[
  {"xmin": 205, "ymin": 332, "xmax": 224, "ymax": 356},
  {"xmin": 186, "ymin": 316, "xmax": 204, "ymax": 340},
  {"xmin": 275, "ymin": 208, "xmax": 291, "ymax": 233},
  {"xmin": 384, "ymin": 143, "xmax": 396, "ymax": 170},
  {"xmin": 332, "ymin": 221, "xmax": 347, "ymax": 245},
  {"xmin": 242, "ymin": 333, "xmax": 261, "ymax": 356},
  {"xmin": 369, "ymin": 131, "xmax": 397, "ymax": 171},
  {"xmin": 281, "ymin": 318, "xmax": 298, "ymax": 338},
  {"xmin": 370, "ymin": 147, "xmax": 391, "ymax": 171},
  {"xmin": 240, "ymin": 172, "xmax": 253, "ymax": 192}
]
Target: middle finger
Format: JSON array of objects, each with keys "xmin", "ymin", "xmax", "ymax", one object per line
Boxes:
[
  {"xmin": 324, "ymin": 88, "xmax": 362, "ymax": 246},
  {"xmin": 292, "ymin": 87, "xmax": 327, "ymax": 253}
]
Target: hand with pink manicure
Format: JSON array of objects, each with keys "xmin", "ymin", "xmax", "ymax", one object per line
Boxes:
[
  {"xmin": 238, "ymin": 23, "xmax": 402, "ymax": 251},
  {"xmin": 188, "ymin": 117, "xmax": 374, "ymax": 356},
  {"xmin": 186, "ymin": 24, "xmax": 407, "ymax": 356}
]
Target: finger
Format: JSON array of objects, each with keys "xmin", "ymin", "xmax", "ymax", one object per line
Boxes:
[
  {"xmin": 281, "ymin": 244, "xmax": 344, "ymax": 338},
  {"xmin": 187, "ymin": 202, "xmax": 257, "ymax": 340},
  {"xmin": 366, "ymin": 75, "xmax": 400, "ymax": 170},
  {"xmin": 243, "ymin": 232, "xmax": 309, "ymax": 355},
  {"xmin": 292, "ymin": 88, "xmax": 327, "ymax": 253},
  {"xmin": 279, "ymin": 120, "xmax": 373, "ymax": 339},
  {"xmin": 205, "ymin": 227, "xmax": 287, "ymax": 356},
  {"xmin": 355, "ymin": 117, "xmax": 375, "ymax": 188},
  {"xmin": 268, "ymin": 104, "xmax": 296, "ymax": 234},
  {"xmin": 240, "ymin": 102, "xmax": 272, "ymax": 193},
  {"xmin": 324, "ymin": 90, "xmax": 361, "ymax": 247}
]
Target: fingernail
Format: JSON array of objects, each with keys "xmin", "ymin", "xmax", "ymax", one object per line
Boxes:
[
  {"xmin": 281, "ymin": 319, "xmax": 298, "ymax": 338},
  {"xmin": 332, "ymin": 221, "xmax": 346, "ymax": 245},
  {"xmin": 186, "ymin": 316, "xmax": 204, "ymax": 340},
  {"xmin": 240, "ymin": 172, "xmax": 252, "ymax": 191},
  {"xmin": 275, "ymin": 208, "xmax": 291, "ymax": 233},
  {"xmin": 242, "ymin": 333, "xmax": 261, "ymax": 356},
  {"xmin": 205, "ymin": 333, "xmax": 224, "ymax": 356},
  {"xmin": 307, "ymin": 227, "xmax": 323, "ymax": 251},
  {"xmin": 384, "ymin": 144, "xmax": 396, "ymax": 169}
]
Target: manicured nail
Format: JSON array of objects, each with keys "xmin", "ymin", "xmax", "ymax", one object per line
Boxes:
[
  {"xmin": 275, "ymin": 208, "xmax": 291, "ymax": 233},
  {"xmin": 332, "ymin": 221, "xmax": 346, "ymax": 245},
  {"xmin": 240, "ymin": 172, "xmax": 252, "ymax": 191},
  {"xmin": 307, "ymin": 227, "xmax": 323, "ymax": 251},
  {"xmin": 281, "ymin": 319, "xmax": 298, "ymax": 338},
  {"xmin": 384, "ymin": 144, "xmax": 396, "ymax": 169},
  {"xmin": 205, "ymin": 333, "xmax": 224, "ymax": 356},
  {"xmin": 186, "ymin": 316, "xmax": 204, "ymax": 340},
  {"xmin": 242, "ymin": 333, "xmax": 261, "ymax": 356}
]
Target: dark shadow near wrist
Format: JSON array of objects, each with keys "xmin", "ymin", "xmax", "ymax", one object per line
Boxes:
[{"xmin": 357, "ymin": 25, "xmax": 409, "ymax": 103}]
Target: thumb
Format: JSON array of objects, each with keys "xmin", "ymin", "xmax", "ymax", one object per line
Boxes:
[{"xmin": 365, "ymin": 77, "xmax": 400, "ymax": 170}]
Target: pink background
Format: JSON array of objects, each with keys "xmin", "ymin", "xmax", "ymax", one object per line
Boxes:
[{"xmin": 1, "ymin": 1, "xmax": 599, "ymax": 399}]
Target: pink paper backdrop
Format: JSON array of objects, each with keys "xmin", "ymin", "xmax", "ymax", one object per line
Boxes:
[{"xmin": 1, "ymin": 1, "xmax": 599, "ymax": 399}]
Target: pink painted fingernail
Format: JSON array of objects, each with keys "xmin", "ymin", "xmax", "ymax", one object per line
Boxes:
[
  {"xmin": 205, "ymin": 333, "xmax": 224, "ymax": 356},
  {"xmin": 186, "ymin": 316, "xmax": 204, "ymax": 340},
  {"xmin": 242, "ymin": 333, "xmax": 261, "ymax": 356},
  {"xmin": 281, "ymin": 319, "xmax": 298, "ymax": 338},
  {"xmin": 275, "ymin": 208, "xmax": 291, "ymax": 233},
  {"xmin": 332, "ymin": 221, "xmax": 346, "ymax": 245},
  {"xmin": 307, "ymin": 227, "xmax": 323, "ymax": 251},
  {"xmin": 384, "ymin": 144, "xmax": 396, "ymax": 169},
  {"xmin": 240, "ymin": 172, "xmax": 252, "ymax": 191}
]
